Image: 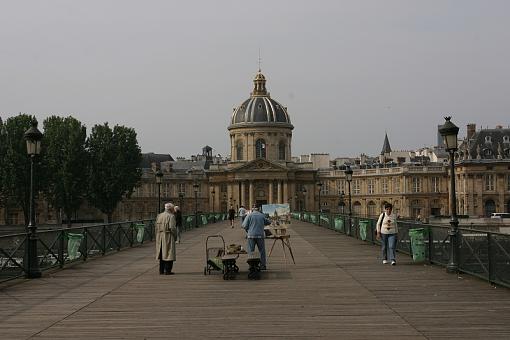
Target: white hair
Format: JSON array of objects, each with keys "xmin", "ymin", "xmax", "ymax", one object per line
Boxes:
[{"xmin": 164, "ymin": 203, "xmax": 174, "ymax": 211}]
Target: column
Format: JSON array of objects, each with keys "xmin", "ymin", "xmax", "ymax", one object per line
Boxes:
[
  {"xmin": 227, "ymin": 184, "xmax": 232, "ymax": 208},
  {"xmin": 277, "ymin": 181, "xmax": 282, "ymax": 203},
  {"xmin": 241, "ymin": 181, "xmax": 246, "ymax": 207},
  {"xmin": 283, "ymin": 181, "xmax": 288, "ymax": 204},
  {"xmin": 249, "ymin": 181, "xmax": 254, "ymax": 208},
  {"xmin": 268, "ymin": 182, "xmax": 273, "ymax": 204}
]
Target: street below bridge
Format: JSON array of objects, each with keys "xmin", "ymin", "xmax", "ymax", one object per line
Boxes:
[{"xmin": 1, "ymin": 219, "xmax": 509, "ymax": 339}]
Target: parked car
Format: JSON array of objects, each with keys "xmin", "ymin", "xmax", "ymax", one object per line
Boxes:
[{"xmin": 490, "ymin": 213, "xmax": 510, "ymax": 219}]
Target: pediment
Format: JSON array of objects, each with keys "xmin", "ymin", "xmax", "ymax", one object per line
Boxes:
[{"xmin": 231, "ymin": 159, "xmax": 288, "ymax": 172}]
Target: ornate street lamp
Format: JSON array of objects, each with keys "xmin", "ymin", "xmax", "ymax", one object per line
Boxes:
[
  {"xmin": 317, "ymin": 182, "xmax": 323, "ymax": 225},
  {"xmin": 155, "ymin": 169, "xmax": 163, "ymax": 214},
  {"xmin": 439, "ymin": 116, "xmax": 460, "ymax": 273},
  {"xmin": 211, "ymin": 188, "xmax": 216, "ymax": 212},
  {"xmin": 178, "ymin": 191, "xmax": 184, "ymax": 211},
  {"xmin": 24, "ymin": 120, "xmax": 43, "ymax": 278},
  {"xmin": 338, "ymin": 191, "xmax": 345, "ymax": 214},
  {"xmin": 193, "ymin": 183, "xmax": 199, "ymax": 227},
  {"xmin": 301, "ymin": 187, "xmax": 307, "ymax": 211},
  {"xmin": 345, "ymin": 165, "xmax": 353, "ymax": 236}
]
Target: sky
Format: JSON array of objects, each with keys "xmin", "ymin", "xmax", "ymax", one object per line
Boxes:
[{"xmin": 1, "ymin": 1, "xmax": 509, "ymax": 158}]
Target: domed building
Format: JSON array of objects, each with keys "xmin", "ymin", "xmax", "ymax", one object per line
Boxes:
[
  {"xmin": 228, "ymin": 71, "xmax": 293, "ymax": 162},
  {"xmin": 206, "ymin": 70, "xmax": 315, "ymax": 211}
]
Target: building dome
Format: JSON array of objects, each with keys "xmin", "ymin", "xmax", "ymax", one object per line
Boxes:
[{"xmin": 229, "ymin": 71, "xmax": 293, "ymax": 129}]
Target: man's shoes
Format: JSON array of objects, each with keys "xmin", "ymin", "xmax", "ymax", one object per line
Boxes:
[
  {"xmin": 391, "ymin": 261, "xmax": 396, "ymax": 266},
  {"xmin": 164, "ymin": 272, "xmax": 175, "ymax": 275},
  {"xmin": 260, "ymin": 266, "xmax": 267, "ymax": 270},
  {"xmin": 382, "ymin": 260, "xmax": 388, "ymax": 264}
]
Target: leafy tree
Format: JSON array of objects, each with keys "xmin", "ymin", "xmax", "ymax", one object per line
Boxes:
[
  {"xmin": 41, "ymin": 116, "xmax": 88, "ymax": 226},
  {"xmin": 87, "ymin": 123, "xmax": 142, "ymax": 223},
  {"xmin": 0, "ymin": 114, "xmax": 39, "ymax": 225}
]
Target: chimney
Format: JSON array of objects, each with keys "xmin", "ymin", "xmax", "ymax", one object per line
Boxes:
[{"xmin": 467, "ymin": 123, "xmax": 476, "ymax": 140}]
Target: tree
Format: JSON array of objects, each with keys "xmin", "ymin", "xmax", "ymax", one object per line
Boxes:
[
  {"xmin": 41, "ymin": 116, "xmax": 88, "ymax": 226},
  {"xmin": 87, "ymin": 123, "xmax": 142, "ymax": 223},
  {"xmin": 0, "ymin": 114, "xmax": 39, "ymax": 225}
]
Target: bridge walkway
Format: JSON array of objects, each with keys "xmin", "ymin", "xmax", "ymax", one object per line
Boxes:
[{"xmin": 1, "ymin": 219, "xmax": 509, "ymax": 339}]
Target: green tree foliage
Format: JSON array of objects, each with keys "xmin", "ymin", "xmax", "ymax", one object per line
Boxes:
[
  {"xmin": 41, "ymin": 116, "xmax": 88, "ymax": 226},
  {"xmin": 0, "ymin": 114, "xmax": 38, "ymax": 225},
  {"xmin": 87, "ymin": 123, "xmax": 142, "ymax": 223}
]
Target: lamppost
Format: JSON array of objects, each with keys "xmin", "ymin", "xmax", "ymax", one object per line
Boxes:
[
  {"xmin": 439, "ymin": 116, "xmax": 460, "ymax": 273},
  {"xmin": 211, "ymin": 188, "xmax": 216, "ymax": 212},
  {"xmin": 178, "ymin": 192, "xmax": 184, "ymax": 211},
  {"xmin": 193, "ymin": 183, "xmax": 199, "ymax": 227},
  {"xmin": 317, "ymin": 182, "xmax": 323, "ymax": 225},
  {"xmin": 338, "ymin": 191, "xmax": 345, "ymax": 214},
  {"xmin": 24, "ymin": 120, "xmax": 43, "ymax": 278},
  {"xmin": 345, "ymin": 166, "xmax": 353, "ymax": 236},
  {"xmin": 302, "ymin": 187, "xmax": 307, "ymax": 211},
  {"xmin": 155, "ymin": 169, "xmax": 163, "ymax": 214}
]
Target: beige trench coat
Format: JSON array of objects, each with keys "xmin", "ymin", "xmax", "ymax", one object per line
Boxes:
[{"xmin": 155, "ymin": 211, "xmax": 177, "ymax": 261}]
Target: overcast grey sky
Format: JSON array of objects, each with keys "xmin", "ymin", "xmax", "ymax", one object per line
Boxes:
[{"xmin": 1, "ymin": 1, "xmax": 509, "ymax": 158}]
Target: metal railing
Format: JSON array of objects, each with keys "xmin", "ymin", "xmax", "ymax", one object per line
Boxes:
[
  {"xmin": 0, "ymin": 212, "xmax": 228, "ymax": 283},
  {"xmin": 292, "ymin": 211, "xmax": 510, "ymax": 288}
]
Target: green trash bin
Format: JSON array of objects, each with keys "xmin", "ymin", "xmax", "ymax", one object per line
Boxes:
[
  {"xmin": 135, "ymin": 223, "xmax": 145, "ymax": 243},
  {"xmin": 201, "ymin": 215, "xmax": 208, "ymax": 225},
  {"xmin": 409, "ymin": 228, "xmax": 427, "ymax": 262},
  {"xmin": 359, "ymin": 220, "xmax": 370, "ymax": 241},
  {"xmin": 67, "ymin": 233, "xmax": 84, "ymax": 260},
  {"xmin": 334, "ymin": 217, "xmax": 344, "ymax": 232}
]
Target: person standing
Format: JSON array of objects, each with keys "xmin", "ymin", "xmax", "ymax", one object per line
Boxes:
[
  {"xmin": 174, "ymin": 206, "xmax": 183, "ymax": 244},
  {"xmin": 155, "ymin": 202, "xmax": 177, "ymax": 275},
  {"xmin": 376, "ymin": 203, "xmax": 399, "ymax": 265},
  {"xmin": 242, "ymin": 205, "xmax": 271, "ymax": 270},
  {"xmin": 238, "ymin": 205, "xmax": 247, "ymax": 225},
  {"xmin": 228, "ymin": 205, "xmax": 236, "ymax": 228}
]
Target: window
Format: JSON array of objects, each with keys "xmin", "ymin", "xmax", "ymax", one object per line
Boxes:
[
  {"xmin": 382, "ymin": 178, "xmax": 388, "ymax": 194},
  {"xmin": 485, "ymin": 135, "xmax": 492, "ymax": 143},
  {"xmin": 412, "ymin": 177, "xmax": 421, "ymax": 193},
  {"xmin": 179, "ymin": 183, "xmax": 185, "ymax": 194},
  {"xmin": 236, "ymin": 141, "xmax": 244, "ymax": 160},
  {"xmin": 504, "ymin": 135, "xmax": 510, "ymax": 143},
  {"xmin": 255, "ymin": 139, "xmax": 266, "ymax": 159},
  {"xmin": 278, "ymin": 142, "xmax": 286, "ymax": 160},
  {"xmin": 367, "ymin": 179, "xmax": 375, "ymax": 194},
  {"xmin": 393, "ymin": 178, "xmax": 400, "ymax": 193},
  {"xmin": 337, "ymin": 180, "xmax": 345, "ymax": 195},
  {"xmin": 353, "ymin": 180, "xmax": 361, "ymax": 194},
  {"xmin": 432, "ymin": 177, "xmax": 440, "ymax": 193},
  {"xmin": 485, "ymin": 174, "xmax": 495, "ymax": 191},
  {"xmin": 321, "ymin": 181, "xmax": 330, "ymax": 195},
  {"xmin": 353, "ymin": 201, "xmax": 361, "ymax": 215}
]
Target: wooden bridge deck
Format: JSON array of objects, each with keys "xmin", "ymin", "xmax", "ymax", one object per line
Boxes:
[{"xmin": 1, "ymin": 220, "xmax": 510, "ymax": 339}]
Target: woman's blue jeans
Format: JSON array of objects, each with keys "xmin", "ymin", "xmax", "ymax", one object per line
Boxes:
[{"xmin": 381, "ymin": 233, "xmax": 397, "ymax": 262}]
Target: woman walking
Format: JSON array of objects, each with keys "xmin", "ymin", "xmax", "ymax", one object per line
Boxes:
[{"xmin": 376, "ymin": 203, "xmax": 398, "ymax": 265}]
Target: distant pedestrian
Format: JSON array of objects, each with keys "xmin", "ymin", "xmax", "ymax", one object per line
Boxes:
[
  {"xmin": 238, "ymin": 205, "xmax": 247, "ymax": 224},
  {"xmin": 228, "ymin": 205, "xmax": 236, "ymax": 228},
  {"xmin": 155, "ymin": 203, "xmax": 177, "ymax": 275},
  {"xmin": 174, "ymin": 206, "xmax": 183, "ymax": 244},
  {"xmin": 376, "ymin": 203, "xmax": 399, "ymax": 265},
  {"xmin": 242, "ymin": 205, "xmax": 271, "ymax": 270}
]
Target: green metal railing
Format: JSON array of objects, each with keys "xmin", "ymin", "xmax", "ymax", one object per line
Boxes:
[
  {"xmin": 292, "ymin": 211, "xmax": 510, "ymax": 288},
  {"xmin": 0, "ymin": 212, "xmax": 226, "ymax": 283}
]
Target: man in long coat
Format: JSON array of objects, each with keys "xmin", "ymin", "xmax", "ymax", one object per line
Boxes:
[{"xmin": 155, "ymin": 202, "xmax": 177, "ymax": 275}]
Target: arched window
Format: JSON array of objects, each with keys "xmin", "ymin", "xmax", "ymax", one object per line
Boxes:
[
  {"xmin": 367, "ymin": 201, "xmax": 376, "ymax": 216},
  {"xmin": 236, "ymin": 141, "xmax": 244, "ymax": 160},
  {"xmin": 255, "ymin": 139, "xmax": 266, "ymax": 159},
  {"xmin": 353, "ymin": 201, "xmax": 362, "ymax": 215},
  {"xmin": 278, "ymin": 142, "xmax": 286, "ymax": 160}
]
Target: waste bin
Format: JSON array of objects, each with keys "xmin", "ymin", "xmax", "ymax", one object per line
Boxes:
[
  {"xmin": 334, "ymin": 217, "xmax": 344, "ymax": 232},
  {"xmin": 359, "ymin": 220, "xmax": 370, "ymax": 241},
  {"xmin": 135, "ymin": 223, "xmax": 145, "ymax": 243},
  {"xmin": 320, "ymin": 214, "xmax": 330, "ymax": 226},
  {"xmin": 409, "ymin": 228, "xmax": 427, "ymax": 262},
  {"xmin": 201, "ymin": 215, "xmax": 208, "ymax": 225},
  {"xmin": 67, "ymin": 233, "xmax": 84, "ymax": 260},
  {"xmin": 310, "ymin": 214, "xmax": 317, "ymax": 224}
]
